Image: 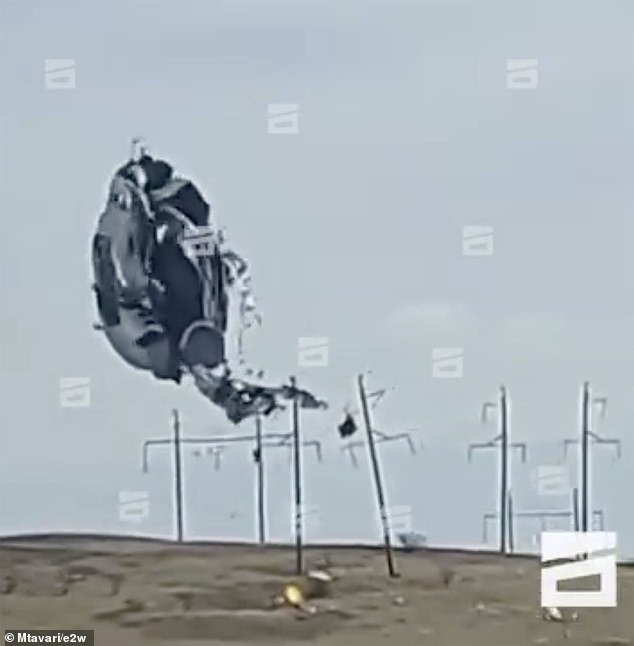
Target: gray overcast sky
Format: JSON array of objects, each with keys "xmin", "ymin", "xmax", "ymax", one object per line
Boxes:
[{"xmin": 1, "ymin": 0, "xmax": 633, "ymax": 556}]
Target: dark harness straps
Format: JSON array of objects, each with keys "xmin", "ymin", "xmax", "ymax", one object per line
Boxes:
[{"xmin": 152, "ymin": 181, "xmax": 210, "ymax": 227}]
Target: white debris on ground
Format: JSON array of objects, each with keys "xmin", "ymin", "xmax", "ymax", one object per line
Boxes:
[
  {"xmin": 396, "ymin": 532, "xmax": 427, "ymax": 551},
  {"xmin": 542, "ymin": 606, "xmax": 564, "ymax": 622},
  {"xmin": 541, "ymin": 607, "xmax": 581, "ymax": 622}
]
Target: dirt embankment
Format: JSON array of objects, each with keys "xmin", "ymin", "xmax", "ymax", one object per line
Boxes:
[{"xmin": 1, "ymin": 535, "xmax": 632, "ymax": 646}]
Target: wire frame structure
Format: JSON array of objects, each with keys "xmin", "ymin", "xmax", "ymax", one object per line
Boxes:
[
  {"xmin": 468, "ymin": 386, "xmax": 527, "ymax": 555},
  {"xmin": 140, "ymin": 406, "xmax": 324, "ymax": 545},
  {"xmin": 561, "ymin": 381, "xmax": 621, "ymax": 534},
  {"xmin": 341, "ymin": 429, "xmax": 418, "ymax": 468}
]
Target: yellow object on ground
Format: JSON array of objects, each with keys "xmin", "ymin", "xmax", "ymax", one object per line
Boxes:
[{"xmin": 283, "ymin": 583, "xmax": 305, "ymax": 607}]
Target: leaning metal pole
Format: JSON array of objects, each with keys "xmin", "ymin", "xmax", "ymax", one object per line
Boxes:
[
  {"xmin": 358, "ymin": 373, "xmax": 398, "ymax": 578},
  {"xmin": 254, "ymin": 413, "xmax": 266, "ymax": 545},
  {"xmin": 290, "ymin": 376, "xmax": 304, "ymax": 575},
  {"xmin": 172, "ymin": 409, "xmax": 185, "ymax": 543}
]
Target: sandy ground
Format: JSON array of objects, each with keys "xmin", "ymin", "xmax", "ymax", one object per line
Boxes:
[{"xmin": 0, "ymin": 535, "xmax": 632, "ymax": 646}]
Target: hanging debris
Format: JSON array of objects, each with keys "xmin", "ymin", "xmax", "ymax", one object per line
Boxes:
[{"xmin": 338, "ymin": 413, "xmax": 357, "ymax": 438}]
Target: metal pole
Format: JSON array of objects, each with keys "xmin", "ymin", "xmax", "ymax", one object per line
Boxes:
[
  {"xmin": 581, "ymin": 381, "xmax": 590, "ymax": 533},
  {"xmin": 562, "ymin": 386, "xmax": 617, "ymax": 539},
  {"xmin": 572, "ymin": 487, "xmax": 580, "ymax": 532},
  {"xmin": 172, "ymin": 409, "xmax": 184, "ymax": 543},
  {"xmin": 469, "ymin": 386, "xmax": 526, "ymax": 556},
  {"xmin": 290, "ymin": 376, "xmax": 303, "ymax": 575},
  {"xmin": 254, "ymin": 414, "xmax": 266, "ymax": 544},
  {"xmin": 357, "ymin": 374, "xmax": 398, "ymax": 578},
  {"xmin": 500, "ymin": 386, "xmax": 508, "ymax": 555},
  {"xmin": 507, "ymin": 489, "xmax": 514, "ymax": 554}
]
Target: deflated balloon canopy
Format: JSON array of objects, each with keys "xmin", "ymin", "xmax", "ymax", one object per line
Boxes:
[{"xmin": 91, "ymin": 140, "xmax": 328, "ymax": 425}]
